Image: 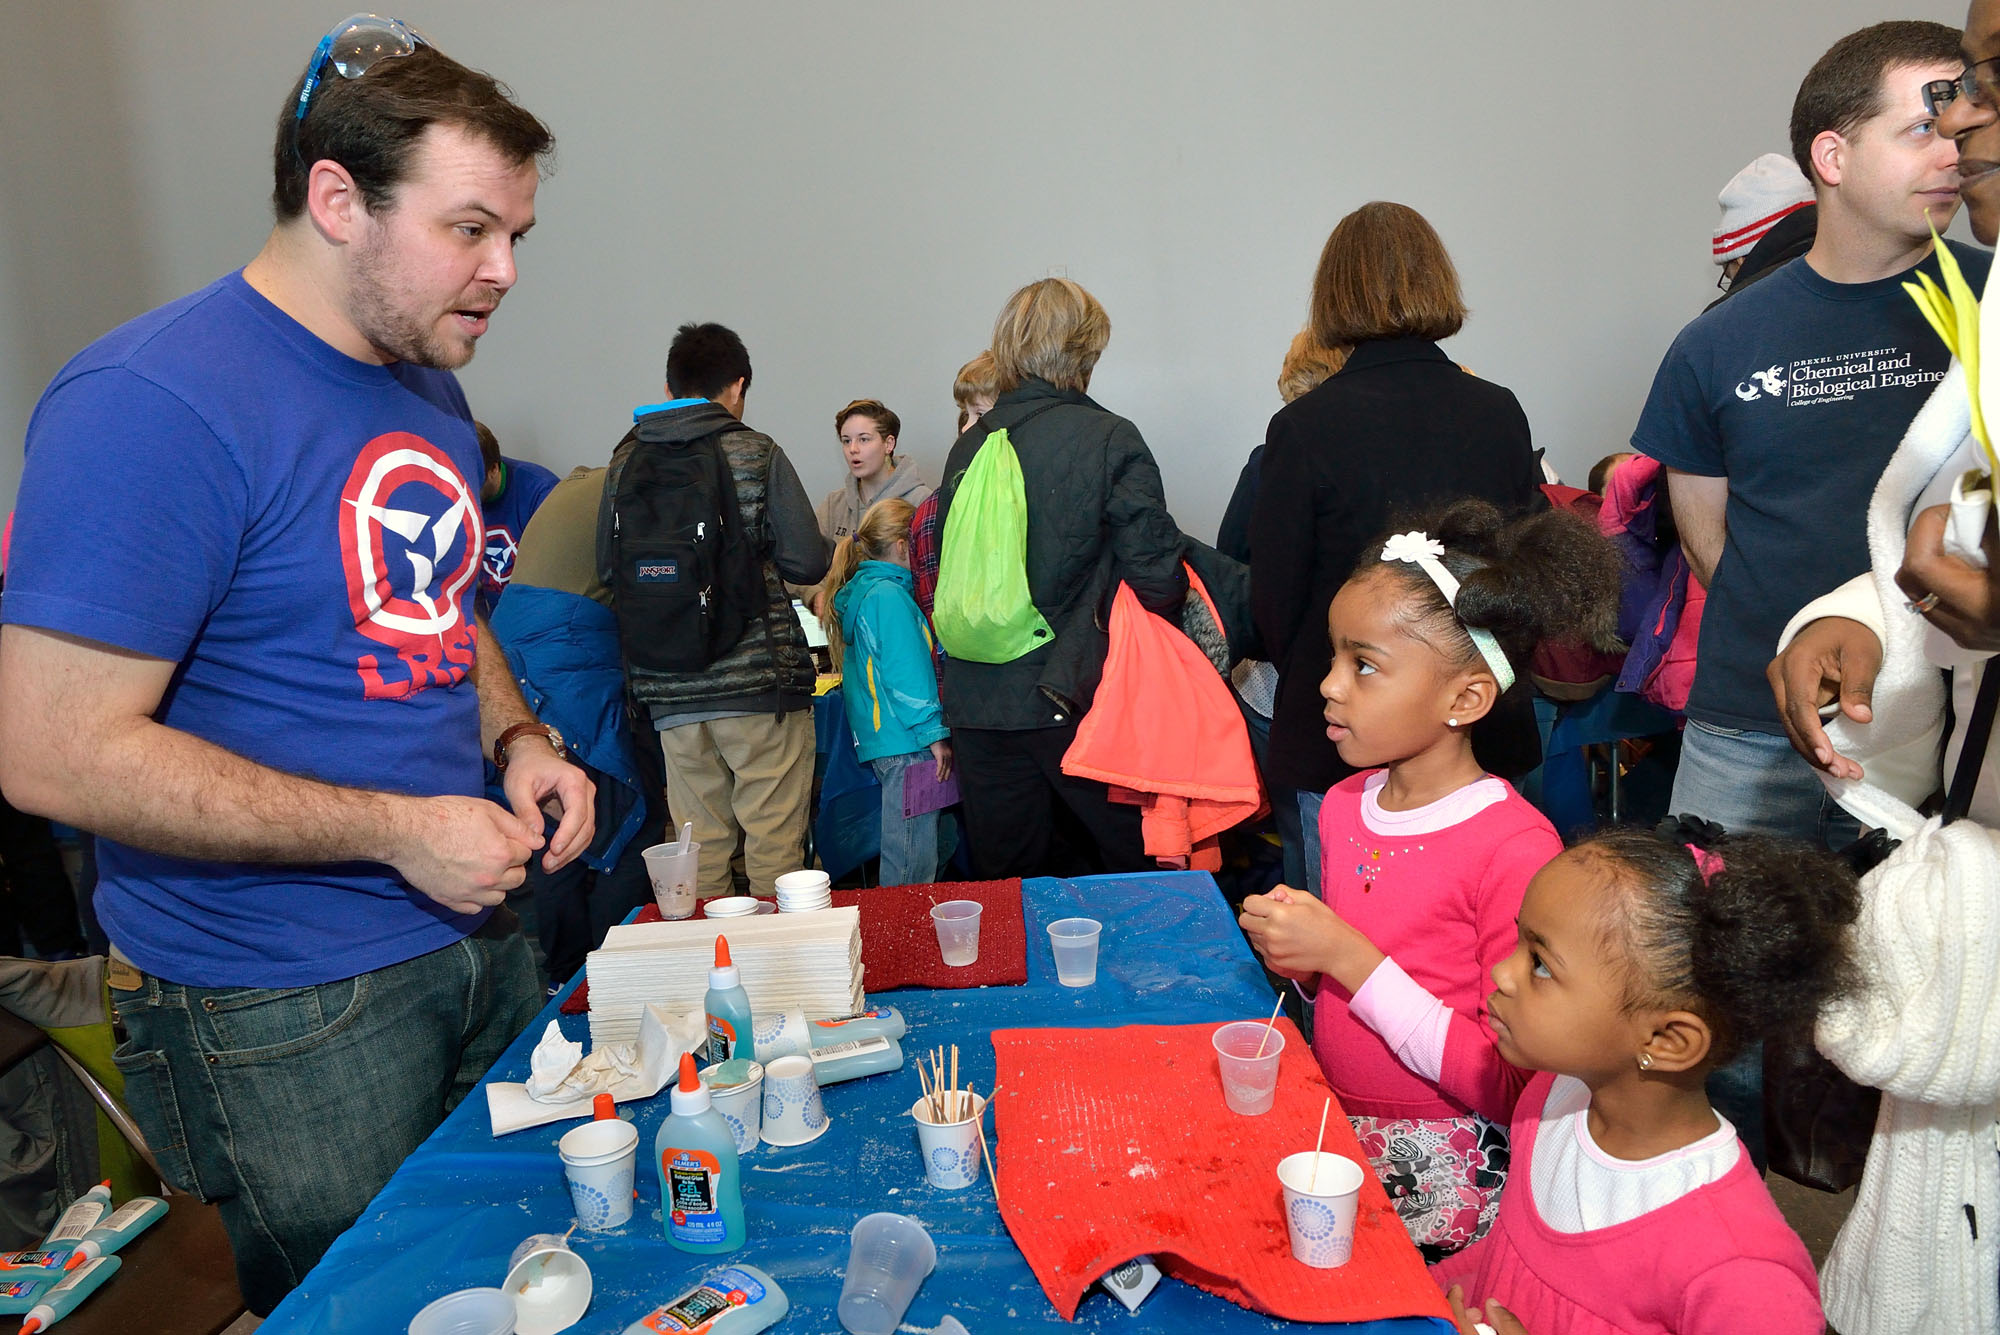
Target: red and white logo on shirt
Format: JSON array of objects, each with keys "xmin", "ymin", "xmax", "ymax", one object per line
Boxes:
[{"xmin": 338, "ymin": 432, "xmax": 480, "ymax": 700}]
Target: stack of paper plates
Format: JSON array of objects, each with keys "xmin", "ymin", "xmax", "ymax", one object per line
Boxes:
[{"xmin": 585, "ymin": 905, "xmax": 865, "ymax": 1048}]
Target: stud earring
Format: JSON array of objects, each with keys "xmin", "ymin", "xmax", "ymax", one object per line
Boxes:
[
  {"xmin": 1447, "ymin": 718, "xmax": 1460, "ymax": 729},
  {"xmin": 1637, "ymin": 1052, "xmax": 1654, "ymax": 1071}
]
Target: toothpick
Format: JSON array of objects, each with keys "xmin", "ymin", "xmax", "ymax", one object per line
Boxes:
[
  {"xmin": 1253, "ymin": 994, "xmax": 1285, "ymax": 1058},
  {"xmin": 916, "ymin": 1062, "xmax": 934, "ymax": 1122},
  {"xmin": 1309, "ymin": 1096, "xmax": 1331, "ymax": 1192},
  {"xmin": 975, "ymin": 1090, "xmax": 1002, "ymax": 1201},
  {"xmin": 951, "ymin": 1044, "xmax": 960, "ymax": 1118},
  {"xmin": 561, "ymin": 1222, "xmax": 577, "ymax": 1245}
]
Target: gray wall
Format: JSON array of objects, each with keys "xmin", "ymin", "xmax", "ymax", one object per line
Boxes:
[{"xmin": 0, "ymin": 0, "xmax": 1971, "ymax": 542}]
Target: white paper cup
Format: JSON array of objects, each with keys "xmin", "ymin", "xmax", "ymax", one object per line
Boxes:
[
  {"xmin": 502, "ymin": 1233, "xmax": 593, "ymax": 1335},
  {"xmin": 409, "ymin": 1287, "xmax": 517, "ymax": 1335},
  {"xmin": 760, "ymin": 1053, "xmax": 832, "ymax": 1146},
  {"xmin": 705, "ymin": 895, "xmax": 760, "ymax": 918},
  {"xmin": 929, "ymin": 900, "xmax": 982, "ymax": 966},
  {"xmin": 1212, "ymin": 1020, "xmax": 1286, "ymax": 1116},
  {"xmin": 1276, "ymin": 1151, "xmax": 1364, "ymax": 1268},
  {"xmin": 557, "ymin": 1118, "xmax": 638, "ymax": 1230},
  {"xmin": 1047, "ymin": 917, "xmax": 1102, "ymax": 986},
  {"xmin": 701, "ymin": 1058, "xmax": 766, "ymax": 1154},
  {"xmin": 641, "ymin": 842, "xmax": 699, "ymax": 919},
  {"xmin": 838, "ymin": 1212, "xmax": 936, "ymax": 1335},
  {"xmin": 910, "ymin": 1093, "xmax": 986, "ymax": 1189},
  {"xmin": 775, "ymin": 869, "xmax": 832, "ymax": 896}
]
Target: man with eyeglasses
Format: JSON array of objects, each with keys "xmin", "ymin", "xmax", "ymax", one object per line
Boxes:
[
  {"xmin": 0, "ymin": 17, "xmax": 586, "ymax": 1314},
  {"xmin": 1629, "ymin": 20, "xmax": 1980, "ymax": 1169}
]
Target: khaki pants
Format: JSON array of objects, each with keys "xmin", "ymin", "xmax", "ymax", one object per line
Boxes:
[{"xmin": 658, "ymin": 711, "xmax": 814, "ymax": 898}]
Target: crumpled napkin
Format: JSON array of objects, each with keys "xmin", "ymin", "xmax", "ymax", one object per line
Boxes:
[{"xmin": 486, "ymin": 1003, "xmax": 706, "ymax": 1136}]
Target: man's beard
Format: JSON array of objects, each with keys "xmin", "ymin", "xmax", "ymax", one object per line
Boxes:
[{"xmin": 348, "ymin": 233, "xmax": 482, "ymax": 370}]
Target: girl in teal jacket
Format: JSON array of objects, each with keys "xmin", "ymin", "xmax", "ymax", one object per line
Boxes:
[{"xmin": 823, "ymin": 499, "xmax": 953, "ymax": 885}]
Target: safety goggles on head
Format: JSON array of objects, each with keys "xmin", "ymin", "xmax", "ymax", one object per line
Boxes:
[
  {"xmin": 292, "ymin": 13, "xmax": 428, "ymax": 131},
  {"xmin": 1923, "ymin": 56, "xmax": 2000, "ymax": 118}
]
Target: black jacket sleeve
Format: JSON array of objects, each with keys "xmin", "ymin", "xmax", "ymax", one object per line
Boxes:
[
  {"xmin": 1103, "ymin": 419, "xmax": 1187, "ymax": 617},
  {"xmin": 1251, "ymin": 411, "xmax": 1315, "ymax": 667},
  {"xmin": 1216, "ymin": 447, "xmax": 1262, "ymax": 565}
]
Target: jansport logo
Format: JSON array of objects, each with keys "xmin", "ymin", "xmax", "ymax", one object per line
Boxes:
[
  {"xmin": 637, "ymin": 558, "xmax": 680, "ymax": 584},
  {"xmin": 1734, "ymin": 365, "xmax": 1785, "ymax": 400}
]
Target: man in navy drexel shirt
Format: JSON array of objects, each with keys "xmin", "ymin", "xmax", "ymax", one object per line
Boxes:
[{"xmin": 0, "ymin": 18, "xmax": 591, "ymax": 1314}]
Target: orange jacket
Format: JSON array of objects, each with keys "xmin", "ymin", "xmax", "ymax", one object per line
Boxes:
[{"xmin": 1062, "ymin": 566, "xmax": 1266, "ymax": 870}]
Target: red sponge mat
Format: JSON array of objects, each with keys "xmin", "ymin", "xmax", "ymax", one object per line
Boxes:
[
  {"xmin": 989, "ymin": 1021, "xmax": 1452, "ymax": 1325},
  {"xmin": 559, "ymin": 879, "xmax": 1027, "ymax": 1014}
]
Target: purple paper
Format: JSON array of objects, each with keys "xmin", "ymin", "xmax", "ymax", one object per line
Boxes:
[{"xmin": 903, "ymin": 756, "xmax": 961, "ymax": 818}]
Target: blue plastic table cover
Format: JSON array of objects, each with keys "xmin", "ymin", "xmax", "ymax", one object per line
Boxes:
[{"xmin": 262, "ymin": 872, "xmax": 1452, "ymax": 1335}]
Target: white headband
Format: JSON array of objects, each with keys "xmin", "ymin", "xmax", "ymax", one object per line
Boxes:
[{"xmin": 1379, "ymin": 531, "xmax": 1517, "ymax": 693}]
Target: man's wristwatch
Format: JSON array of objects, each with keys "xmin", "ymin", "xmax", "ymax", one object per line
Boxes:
[{"xmin": 493, "ymin": 722, "xmax": 566, "ymax": 771}]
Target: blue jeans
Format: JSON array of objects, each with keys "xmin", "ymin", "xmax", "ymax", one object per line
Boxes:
[
  {"xmin": 1297, "ymin": 789, "xmax": 1326, "ymax": 896},
  {"xmin": 1669, "ymin": 718, "xmax": 1862, "ymax": 1173},
  {"xmin": 870, "ymin": 751, "xmax": 940, "ymax": 887},
  {"xmin": 110, "ymin": 923, "xmax": 539, "ymax": 1314},
  {"xmin": 1670, "ymin": 718, "xmax": 1862, "ymax": 848}
]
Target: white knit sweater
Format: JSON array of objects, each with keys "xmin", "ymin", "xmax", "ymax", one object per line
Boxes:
[{"xmin": 1790, "ymin": 344, "xmax": 2000, "ymax": 1331}]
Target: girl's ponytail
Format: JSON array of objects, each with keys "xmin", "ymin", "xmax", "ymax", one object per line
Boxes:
[{"xmin": 818, "ymin": 497, "xmax": 917, "ymax": 673}]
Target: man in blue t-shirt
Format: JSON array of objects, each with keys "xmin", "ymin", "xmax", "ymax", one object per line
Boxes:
[
  {"xmin": 475, "ymin": 420, "xmax": 560, "ymax": 617},
  {"xmin": 0, "ymin": 22, "xmax": 590, "ymax": 1315},
  {"xmin": 1635, "ymin": 20, "xmax": 1980, "ymax": 850},
  {"xmin": 1632, "ymin": 20, "xmax": 1976, "ymax": 1175}
]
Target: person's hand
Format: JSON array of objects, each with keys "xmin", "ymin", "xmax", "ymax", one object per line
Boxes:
[
  {"xmin": 807, "ymin": 587, "xmax": 828, "ymax": 619},
  {"xmin": 931, "ymin": 738, "xmax": 953, "ymax": 782},
  {"xmin": 1447, "ymin": 1285, "xmax": 1529, "ymax": 1335},
  {"xmin": 1766, "ymin": 616, "xmax": 1879, "ymax": 781},
  {"xmin": 501, "ymin": 741, "xmax": 596, "ymax": 872},
  {"xmin": 1897, "ymin": 501, "xmax": 2000, "ymax": 652},
  {"xmin": 1238, "ymin": 884, "xmax": 1384, "ymax": 991},
  {"xmin": 387, "ymin": 795, "xmax": 540, "ymax": 914}
]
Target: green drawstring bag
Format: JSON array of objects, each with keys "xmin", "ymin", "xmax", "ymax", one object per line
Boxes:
[{"xmin": 933, "ymin": 428, "xmax": 1055, "ymax": 663}]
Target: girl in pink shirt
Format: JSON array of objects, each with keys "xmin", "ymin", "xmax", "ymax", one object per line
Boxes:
[
  {"xmin": 1424, "ymin": 825, "xmax": 1853, "ymax": 1334},
  {"xmin": 1241, "ymin": 499, "xmax": 1621, "ymax": 1258}
]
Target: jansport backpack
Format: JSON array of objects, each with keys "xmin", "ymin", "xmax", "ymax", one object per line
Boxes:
[
  {"xmin": 933, "ymin": 424, "xmax": 1055, "ymax": 663},
  {"xmin": 601, "ymin": 426, "xmax": 767, "ymax": 672}
]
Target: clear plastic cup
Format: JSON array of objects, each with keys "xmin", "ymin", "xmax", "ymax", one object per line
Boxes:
[
  {"xmin": 837, "ymin": 1212, "xmax": 937, "ymax": 1335},
  {"xmin": 408, "ymin": 1287, "xmax": 517, "ymax": 1335},
  {"xmin": 909, "ymin": 1093, "xmax": 987, "ymax": 1189},
  {"xmin": 1276, "ymin": 1150, "xmax": 1364, "ymax": 1268},
  {"xmin": 1046, "ymin": 917, "xmax": 1102, "ymax": 986},
  {"xmin": 557, "ymin": 1118, "xmax": 638, "ymax": 1229},
  {"xmin": 929, "ymin": 900, "xmax": 983, "ymax": 966},
  {"xmin": 641, "ymin": 842, "xmax": 699, "ymax": 919},
  {"xmin": 1211, "ymin": 1020, "xmax": 1286, "ymax": 1116}
]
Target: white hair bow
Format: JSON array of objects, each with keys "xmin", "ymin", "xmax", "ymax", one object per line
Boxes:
[{"xmin": 1379, "ymin": 530, "xmax": 1516, "ymax": 693}]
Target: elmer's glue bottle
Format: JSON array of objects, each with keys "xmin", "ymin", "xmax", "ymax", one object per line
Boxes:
[
  {"xmin": 657, "ymin": 1052, "xmax": 744, "ymax": 1254},
  {"xmin": 18, "ymin": 1255, "xmax": 119, "ymax": 1335},
  {"xmin": 61, "ymin": 1196, "xmax": 165, "ymax": 1270},
  {"xmin": 619, "ymin": 1263, "xmax": 789, "ymax": 1334},
  {"xmin": 703, "ymin": 936, "xmax": 754, "ymax": 1064},
  {"xmin": 39, "ymin": 1183, "xmax": 111, "ymax": 1252}
]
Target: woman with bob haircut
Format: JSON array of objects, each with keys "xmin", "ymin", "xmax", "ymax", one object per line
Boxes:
[
  {"xmin": 1251, "ymin": 202, "xmax": 1545, "ymax": 890},
  {"xmin": 932, "ymin": 278, "xmax": 1187, "ymax": 877}
]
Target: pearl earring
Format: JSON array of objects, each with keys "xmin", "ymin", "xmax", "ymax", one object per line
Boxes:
[
  {"xmin": 1637, "ymin": 1052, "xmax": 1654, "ymax": 1071},
  {"xmin": 1447, "ymin": 718, "xmax": 1460, "ymax": 729}
]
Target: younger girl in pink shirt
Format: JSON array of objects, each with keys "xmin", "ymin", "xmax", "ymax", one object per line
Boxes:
[
  {"xmin": 1240, "ymin": 499, "xmax": 1621, "ymax": 1258},
  {"xmin": 1424, "ymin": 824, "xmax": 1851, "ymax": 1334}
]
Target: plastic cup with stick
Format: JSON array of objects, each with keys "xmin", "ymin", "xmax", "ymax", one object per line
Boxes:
[
  {"xmin": 1211, "ymin": 998, "xmax": 1286, "ymax": 1115},
  {"xmin": 642, "ymin": 823, "xmax": 698, "ymax": 920},
  {"xmin": 1278, "ymin": 1096, "xmax": 1364, "ymax": 1268}
]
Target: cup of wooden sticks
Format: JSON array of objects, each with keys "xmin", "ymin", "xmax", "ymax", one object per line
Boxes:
[{"xmin": 909, "ymin": 1045, "xmax": 999, "ymax": 1192}]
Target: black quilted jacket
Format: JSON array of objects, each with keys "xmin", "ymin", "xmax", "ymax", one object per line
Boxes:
[{"xmin": 934, "ymin": 379, "xmax": 1187, "ymax": 730}]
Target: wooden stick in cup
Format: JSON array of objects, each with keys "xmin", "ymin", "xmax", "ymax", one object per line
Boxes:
[
  {"xmin": 1309, "ymin": 1095, "xmax": 1331, "ymax": 1191},
  {"xmin": 974, "ymin": 1084, "xmax": 1002, "ymax": 1201},
  {"xmin": 1253, "ymin": 994, "xmax": 1285, "ymax": 1058},
  {"xmin": 951, "ymin": 1045, "xmax": 960, "ymax": 1119}
]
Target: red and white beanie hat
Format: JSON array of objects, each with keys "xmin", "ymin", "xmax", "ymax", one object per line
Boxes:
[{"xmin": 1713, "ymin": 153, "xmax": 1815, "ymax": 264}]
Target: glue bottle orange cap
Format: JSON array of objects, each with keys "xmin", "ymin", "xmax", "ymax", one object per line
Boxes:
[
  {"xmin": 714, "ymin": 936, "xmax": 732, "ymax": 968},
  {"xmin": 20, "ymin": 1318, "xmax": 40, "ymax": 1335},
  {"xmin": 592, "ymin": 1093, "xmax": 617, "ymax": 1120},
  {"xmin": 679, "ymin": 1051, "xmax": 700, "ymax": 1092}
]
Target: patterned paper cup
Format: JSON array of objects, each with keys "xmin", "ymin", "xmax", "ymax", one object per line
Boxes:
[
  {"xmin": 760, "ymin": 1053, "xmax": 831, "ymax": 1147},
  {"xmin": 909, "ymin": 1093, "xmax": 987, "ymax": 1189},
  {"xmin": 700, "ymin": 1059, "xmax": 765, "ymax": 1154},
  {"xmin": 556, "ymin": 1118, "xmax": 637, "ymax": 1230},
  {"xmin": 1276, "ymin": 1150, "xmax": 1364, "ymax": 1268}
]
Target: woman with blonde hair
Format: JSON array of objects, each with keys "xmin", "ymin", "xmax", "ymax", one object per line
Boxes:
[
  {"xmin": 932, "ymin": 278, "xmax": 1186, "ymax": 877},
  {"xmin": 822, "ymin": 498, "xmax": 952, "ymax": 885},
  {"xmin": 1251, "ymin": 202, "xmax": 1544, "ymax": 890}
]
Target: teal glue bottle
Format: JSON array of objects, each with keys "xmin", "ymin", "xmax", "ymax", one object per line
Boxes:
[
  {"xmin": 703, "ymin": 936, "xmax": 754, "ymax": 1064},
  {"xmin": 618, "ymin": 1263, "xmax": 788, "ymax": 1334},
  {"xmin": 39, "ymin": 1183, "xmax": 111, "ymax": 1251},
  {"xmin": 61, "ymin": 1196, "xmax": 165, "ymax": 1270},
  {"xmin": 18, "ymin": 1255, "xmax": 119, "ymax": 1335},
  {"xmin": 657, "ymin": 1052, "xmax": 745, "ymax": 1254}
]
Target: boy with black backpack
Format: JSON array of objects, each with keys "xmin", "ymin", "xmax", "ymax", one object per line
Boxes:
[{"xmin": 597, "ymin": 323, "xmax": 830, "ymax": 899}]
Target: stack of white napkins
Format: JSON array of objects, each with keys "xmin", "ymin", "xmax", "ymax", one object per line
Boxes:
[{"xmin": 584, "ymin": 905, "xmax": 865, "ymax": 1049}]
